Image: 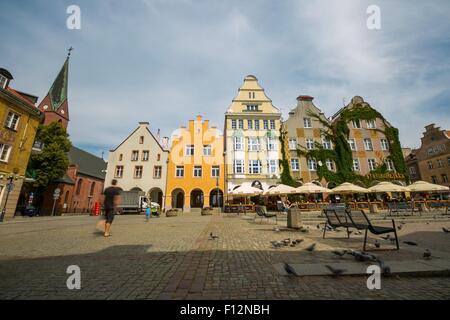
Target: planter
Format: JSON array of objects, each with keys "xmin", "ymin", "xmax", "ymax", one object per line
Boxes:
[
  {"xmin": 166, "ymin": 209, "xmax": 178, "ymax": 217},
  {"xmin": 201, "ymin": 207, "xmax": 213, "ymax": 215}
]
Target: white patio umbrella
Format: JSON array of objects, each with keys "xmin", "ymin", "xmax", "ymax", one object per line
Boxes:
[
  {"xmin": 265, "ymin": 184, "xmax": 297, "ymax": 195},
  {"xmin": 368, "ymin": 181, "xmax": 409, "ymax": 193},
  {"xmin": 229, "ymin": 185, "xmax": 264, "ymax": 196},
  {"xmin": 330, "ymin": 182, "xmax": 369, "ymax": 194},
  {"xmin": 295, "ymin": 182, "xmax": 331, "ymax": 194},
  {"xmin": 407, "ymin": 181, "xmax": 449, "ymax": 192}
]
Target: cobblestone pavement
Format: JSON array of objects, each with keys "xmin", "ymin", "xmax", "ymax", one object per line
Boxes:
[{"xmin": 0, "ymin": 212, "xmax": 449, "ymax": 300}]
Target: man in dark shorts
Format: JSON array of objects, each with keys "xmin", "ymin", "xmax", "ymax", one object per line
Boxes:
[{"xmin": 103, "ymin": 179, "xmax": 121, "ymax": 237}]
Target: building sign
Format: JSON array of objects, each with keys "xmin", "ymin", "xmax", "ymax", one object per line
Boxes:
[{"xmin": 366, "ymin": 172, "xmax": 405, "ymax": 180}]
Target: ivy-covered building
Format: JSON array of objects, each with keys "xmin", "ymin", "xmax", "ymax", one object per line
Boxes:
[
  {"xmin": 282, "ymin": 95, "xmax": 407, "ymax": 187},
  {"xmin": 283, "ymin": 95, "xmax": 333, "ymax": 187}
]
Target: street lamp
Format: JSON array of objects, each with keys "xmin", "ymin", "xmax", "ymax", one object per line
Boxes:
[
  {"xmin": 216, "ymin": 176, "xmax": 220, "ymax": 209},
  {"xmin": 0, "ymin": 174, "xmax": 16, "ymax": 222}
]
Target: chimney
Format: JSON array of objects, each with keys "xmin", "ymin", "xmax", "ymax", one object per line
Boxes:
[
  {"xmin": 297, "ymin": 95, "xmax": 314, "ymax": 101},
  {"xmin": 138, "ymin": 121, "xmax": 149, "ymax": 128},
  {"xmin": 156, "ymin": 128, "xmax": 161, "ymax": 142}
]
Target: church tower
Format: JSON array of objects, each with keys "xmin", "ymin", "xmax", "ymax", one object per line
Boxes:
[{"xmin": 38, "ymin": 50, "xmax": 71, "ymax": 129}]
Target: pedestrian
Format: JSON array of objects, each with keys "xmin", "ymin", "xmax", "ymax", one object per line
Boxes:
[
  {"xmin": 145, "ymin": 206, "xmax": 151, "ymax": 222},
  {"xmin": 102, "ymin": 179, "xmax": 121, "ymax": 237}
]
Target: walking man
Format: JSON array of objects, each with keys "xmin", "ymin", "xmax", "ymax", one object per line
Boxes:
[{"xmin": 103, "ymin": 179, "xmax": 121, "ymax": 237}]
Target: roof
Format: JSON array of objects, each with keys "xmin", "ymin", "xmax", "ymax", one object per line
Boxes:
[
  {"xmin": 110, "ymin": 124, "xmax": 169, "ymax": 153},
  {"xmin": 68, "ymin": 146, "xmax": 106, "ymax": 180},
  {"xmin": 54, "ymin": 173, "xmax": 75, "ymax": 185},
  {"xmin": 5, "ymin": 87, "xmax": 37, "ymax": 108},
  {"xmin": 47, "ymin": 57, "xmax": 69, "ymax": 111},
  {"xmin": 0, "ymin": 68, "xmax": 13, "ymax": 79}
]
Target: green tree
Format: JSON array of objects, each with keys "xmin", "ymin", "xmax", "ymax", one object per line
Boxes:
[{"xmin": 28, "ymin": 122, "xmax": 72, "ymax": 188}]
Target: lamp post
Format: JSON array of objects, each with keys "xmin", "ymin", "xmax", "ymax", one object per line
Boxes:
[
  {"xmin": 216, "ymin": 176, "xmax": 220, "ymax": 209},
  {"xmin": 0, "ymin": 175, "xmax": 16, "ymax": 222}
]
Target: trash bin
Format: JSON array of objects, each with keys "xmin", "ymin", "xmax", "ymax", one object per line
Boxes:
[
  {"xmin": 369, "ymin": 203, "xmax": 379, "ymax": 214},
  {"xmin": 287, "ymin": 207, "xmax": 302, "ymax": 229}
]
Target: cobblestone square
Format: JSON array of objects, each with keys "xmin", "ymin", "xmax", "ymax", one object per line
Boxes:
[{"xmin": 0, "ymin": 212, "xmax": 449, "ymax": 300}]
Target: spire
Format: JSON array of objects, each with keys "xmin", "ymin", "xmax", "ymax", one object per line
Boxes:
[{"xmin": 38, "ymin": 50, "xmax": 71, "ymax": 129}]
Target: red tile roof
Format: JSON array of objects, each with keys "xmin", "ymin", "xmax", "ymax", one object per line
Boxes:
[{"xmin": 6, "ymin": 87, "xmax": 37, "ymax": 108}]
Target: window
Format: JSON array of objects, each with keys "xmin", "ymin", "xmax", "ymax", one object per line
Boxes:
[
  {"xmin": 270, "ymin": 120, "xmax": 275, "ymax": 130},
  {"xmin": 248, "ymin": 137, "xmax": 260, "ymax": 151},
  {"xmin": 367, "ymin": 120, "xmax": 376, "ymax": 129},
  {"xmin": 306, "ymin": 138, "xmax": 315, "ymax": 150},
  {"xmin": 153, "ymin": 166, "xmax": 162, "ymax": 179},
  {"xmin": 134, "ymin": 166, "xmax": 143, "ymax": 179},
  {"xmin": 409, "ymin": 166, "xmax": 417, "ymax": 175},
  {"xmin": 254, "ymin": 120, "xmax": 260, "ymax": 130},
  {"xmin": 368, "ymin": 159, "xmax": 377, "ymax": 171},
  {"xmin": 193, "ymin": 166, "xmax": 202, "ymax": 177},
  {"xmin": 157, "ymin": 154, "xmax": 161, "ymax": 161},
  {"xmin": 176, "ymin": 166, "xmax": 184, "ymax": 177},
  {"xmin": 247, "ymin": 119, "xmax": 253, "ymax": 130},
  {"xmin": 442, "ymin": 174, "xmax": 449, "ymax": 183},
  {"xmin": 249, "ymin": 160, "xmax": 262, "ymax": 174},
  {"xmin": 0, "ymin": 144, "xmax": 11, "ymax": 162},
  {"xmin": 142, "ymin": 150, "xmax": 149, "ymax": 161},
  {"xmin": 203, "ymin": 145, "xmax": 212, "ymax": 156},
  {"xmin": 307, "ymin": 158, "xmax": 317, "ymax": 171},
  {"xmin": 385, "ymin": 159, "xmax": 395, "ymax": 171},
  {"xmin": 119, "ymin": 154, "xmax": 123, "ymax": 161},
  {"xmin": 437, "ymin": 159, "xmax": 443, "ymax": 168},
  {"xmin": 139, "ymin": 136, "xmax": 144, "ymax": 144},
  {"xmin": 186, "ymin": 145, "xmax": 194, "ymax": 156},
  {"xmin": 267, "ymin": 137, "xmax": 277, "ymax": 151},
  {"xmin": 448, "ymin": 156, "xmax": 450, "ymax": 166},
  {"xmin": 248, "ymin": 92, "xmax": 255, "ymax": 99},
  {"xmin": 0, "ymin": 75, "xmax": 8, "ymax": 89},
  {"xmin": 364, "ymin": 138, "xmax": 373, "ymax": 151},
  {"xmin": 291, "ymin": 159, "xmax": 300, "ymax": 171},
  {"xmin": 238, "ymin": 119, "xmax": 244, "ymax": 129},
  {"xmin": 234, "ymin": 160, "xmax": 244, "ymax": 174},
  {"xmin": 352, "ymin": 119, "xmax": 361, "ymax": 128},
  {"xmin": 303, "ymin": 118, "xmax": 312, "ymax": 128},
  {"xmin": 348, "ymin": 139, "xmax": 357, "ymax": 151},
  {"xmin": 325, "ymin": 159, "xmax": 334, "ymax": 171},
  {"xmin": 234, "ymin": 136, "xmax": 244, "ymax": 151},
  {"xmin": 263, "ymin": 120, "xmax": 269, "ymax": 130},
  {"xmin": 268, "ymin": 159, "xmax": 277, "ymax": 175},
  {"xmin": 131, "ymin": 150, "xmax": 139, "ymax": 161},
  {"xmin": 76, "ymin": 179, "xmax": 83, "ymax": 195},
  {"xmin": 353, "ymin": 159, "xmax": 360, "ymax": 171},
  {"xmin": 247, "ymin": 105, "xmax": 258, "ymax": 111},
  {"xmin": 322, "ymin": 138, "xmax": 332, "ymax": 150},
  {"xmin": 231, "ymin": 119, "xmax": 237, "ymax": 129},
  {"xmin": 212, "ymin": 166, "xmax": 220, "ymax": 177},
  {"xmin": 431, "ymin": 176, "xmax": 438, "ymax": 184},
  {"xmin": 380, "ymin": 139, "xmax": 389, "ymax": 151},
  {"xmin": 288, "ymin": 138, "xmax": 297, "ymax": 150},
  {"xmin": 115, "ymin": 166, "xmax": 124, "ymax": 178},
  {"xmin": 5, "ymin": 111, "xmax": 20, "ymax": 130},
  {"xmin": 427, "ymin": 161, "xmax": 433, "ymax": 170}
]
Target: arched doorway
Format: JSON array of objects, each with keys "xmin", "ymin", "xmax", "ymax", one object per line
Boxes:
[
  {"xmin": 190, "ymin": 189, "xmax": 204, "ymax": 208},
  {"xmin": 171, "ymin": 189, "xmax": 184, "ymax": 209},
  {"xmin": 130, "ymin": 187, "xmax": 143, "ymax": 192},
  {"xmin": 251, "ymin": 181, "xmax": 263, "ymax": 190},
  {"xmin": 149, "ymin": 188, "xmax": 163, "ymax": 207},
  {"xmin": 209, "ymin": 189, "xmax": 223, "ymax": 207}
]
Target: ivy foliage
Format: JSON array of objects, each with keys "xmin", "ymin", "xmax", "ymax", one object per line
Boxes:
[
  {"xmin": 279, "ymin": 127, "xmax": 298, "ymax": 187},
  {"xmin": 296, "ymin": 102, "xmax": 408, "ymax": 186}
]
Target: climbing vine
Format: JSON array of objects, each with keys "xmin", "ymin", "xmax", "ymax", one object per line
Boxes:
[
  {"xmin": 279, "ymin": 127, "xmax": 298, "ymax": 187},
  {"xmin": 296, "ymin": 102, "xmax": 408, "ymax": 187}
]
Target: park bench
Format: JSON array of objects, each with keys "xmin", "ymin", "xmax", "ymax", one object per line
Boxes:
[
  {"xmin": 254, "ymin": 205, "xmax": 277, "ymax": 224},
  {"xmin": 346, "ymin": 210, "xmax": 399, "ymax": 251}
]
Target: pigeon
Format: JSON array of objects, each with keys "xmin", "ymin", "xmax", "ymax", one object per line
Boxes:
[
  {"xmin": 270, "ymin": 241, "xmax": 282, "ymax": 248},
  {"xmin": 354, "ymin": 231, "xmax": 362, "ymax": 235},
  {"xmin": 305, "ymin": 243, "xmax": 316, "ymax": 252},
  {"xmin": 377, "ymin": 259, "xmax": 391, "ymax": 274},
  {"xmin": 400, "ymin": 221, "xmax": 406, "ymax": 225},
  {"xmin": 284, "ymin": 262, "xmax": 297, "ymax": 276},
  {"xmin": 332, "ymin": 250, "xmax": 347, "ymax": 257},
  {"xmin": 443, "ymin": 227, "xmax": 450, "ymax": 233},
  {"xmin": 375, "ymin": 240, "xmax": 381, "ymax": 248},
  {"xmin": 273, "ymin": 227, "xmax": 280, "ymax": 232},
  {"xmin": 325, "ymin": 265, "xmax": 346, "ymax": 276},
  {"xmin": 403, "ymin": 240, "xmax": 418, "ymax": 246},
  {"xmin": 316, "ymin": 224, "xmax": 321, "ymax": 230},
  {"xmin": 423, "ymin": 249, "xmax": 432, "ymax": 259},
  {"xmin": 381, "ymin": 235, "xmax": 391, "ymax": 241},
  {"xmin": 426, "ymin": 222, "xmax": 430, "ymax": 225},
  {"xmin": 209, "ymin": 232, "xmax": 219, "ymax": 240},
  {"xmin": 294, "ymin": 239, "xmax": 304, "ymax": 244},
  {"xmin": 397, "ymin": 225, "xmax": 402, "ymax": 230}
]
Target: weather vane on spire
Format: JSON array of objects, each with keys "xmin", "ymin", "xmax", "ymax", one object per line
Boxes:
[{"xmin": 67, "ymin": 46, "xmax": 73, "ymax": 58}]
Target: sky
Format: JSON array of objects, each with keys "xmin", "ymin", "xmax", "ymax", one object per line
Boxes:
[{"xmin": 1, "ymin": 0, "xmax": 449, "ymax": 158}]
